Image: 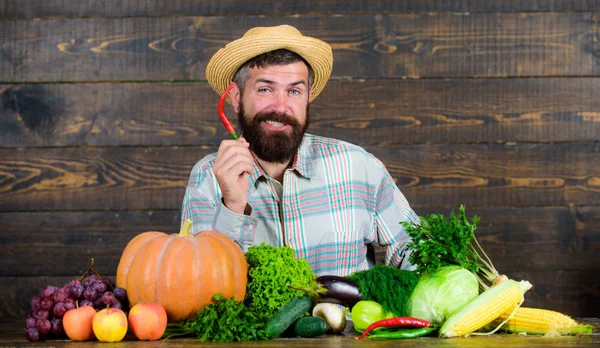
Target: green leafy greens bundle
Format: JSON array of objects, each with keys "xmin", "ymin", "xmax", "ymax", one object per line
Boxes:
[
  {"xmin": 245, "ymin": 243, "xmax": 316, "ymax": 318},
  {"xmin": 347, "ymin": 265, "xmax": 419, "ymax": 316},
  {"xmin": 163, "ymin": 294, "xmax": 268, "ymax": 342},
  {"xmin": 401, "ymin": 205, "xmax": 500, "ymax": 289}
]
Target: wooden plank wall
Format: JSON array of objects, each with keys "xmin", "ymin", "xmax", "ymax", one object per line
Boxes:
[{"xmin": 1, "ymin": 0, "xmax": 599, "ymax": 321}]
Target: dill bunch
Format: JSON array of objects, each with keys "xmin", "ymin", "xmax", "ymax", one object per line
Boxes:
[{"xmin": 347, "ymin": 265, "xmax": 419, "ymax": 316}]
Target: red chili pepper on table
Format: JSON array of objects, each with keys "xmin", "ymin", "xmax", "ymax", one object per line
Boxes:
[
  {"xmin": 218, "ymin": 83, "xmax": 238, "ymax": 140},
  {"xmin": 354, "ymin": 316, "xmax": 432, "ymax": 340}
]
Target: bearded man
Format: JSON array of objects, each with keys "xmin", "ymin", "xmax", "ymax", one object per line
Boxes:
[{"xmin": 181, "ymin": 25, "xmax": 418, "ymax": 276}]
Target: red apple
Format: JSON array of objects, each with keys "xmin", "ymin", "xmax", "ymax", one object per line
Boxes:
[
  {"xmin": 92, "ymin": 307, "xmax": 128, "ymax": 342},
  {"xmin": 128, "ymin": 302, "xmax": 168, "ymax": 340},
  {"xmin": 63, "ymin": 305, "xmax": 96, "ymax": 341}
]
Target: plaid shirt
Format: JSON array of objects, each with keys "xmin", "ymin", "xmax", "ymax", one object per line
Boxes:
[{"xmin": 181, "ymin": 133, "xmax": 419, "ymax": 276}]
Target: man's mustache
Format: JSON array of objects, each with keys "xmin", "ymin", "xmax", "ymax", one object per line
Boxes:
[{"xmin": 254, "ymin": 112, "xmax": 300, "ymax": 127}]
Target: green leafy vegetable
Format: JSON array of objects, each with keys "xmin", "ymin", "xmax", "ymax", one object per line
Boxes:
[
  {"xmin": 408, "ymin": 265, "xmax": 479, "ymax": 326},
  {"xmin": 163, "ymin": 294, "xmax": 268, "ymax": 343},
  {"xmin": 347, "ymin": 265, "xmax": 418, "ymax": 316},
  {"xmin": 401, "ymin": 205, "xmax": 499, "ymax": 289},
  {"xmin": 245, "ymin": 243, "xmax": 316, "ymax": 318}
]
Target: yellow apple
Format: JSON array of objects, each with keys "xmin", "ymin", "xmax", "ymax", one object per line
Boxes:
[
  {"xmin": 92, "ymin": 307, "xmax": 128, "ymax": 342},
  {"xmin": 128, "ymin": 302, "xmax": 168, "ymax": 340},
  {"xmin": 63, "ymin": 305, "xmax": 96, "ymax": 341}
]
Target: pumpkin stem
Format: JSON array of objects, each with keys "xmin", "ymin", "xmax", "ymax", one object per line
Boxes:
[{"xmin": 179, "ymin": 219, "xmax": 194, "ymax": 238}]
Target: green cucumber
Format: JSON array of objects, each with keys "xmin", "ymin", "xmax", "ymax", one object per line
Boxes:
[
  {"xmin": 264, "ymin": 296, "xmax": 312, "ymax": 338},
  {"xmin": 294, "ymin": 316, "xmax": 329, "ymax": 337}
]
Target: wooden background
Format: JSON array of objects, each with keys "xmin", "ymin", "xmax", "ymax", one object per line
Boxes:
[{"xmin": 1, "ymin": 0, "xmax": 599, "ymax": 321}]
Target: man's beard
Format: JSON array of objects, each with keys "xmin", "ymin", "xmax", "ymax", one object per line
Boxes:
[{"xmin": 237, "ymin": 103, "xmax": 309, "ymax": 164}]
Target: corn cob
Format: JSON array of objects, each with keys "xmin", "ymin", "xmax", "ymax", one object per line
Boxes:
[
  {"xmin": 439, "ymin": 279, "xmax": 532, "ymax": 338},
  {"xmin": 491, "ymin": 307, "xmax": 592, "ymax": 335}
]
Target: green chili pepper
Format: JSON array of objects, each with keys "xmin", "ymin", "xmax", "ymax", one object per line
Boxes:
[
  {"xmin": 367, "ymin": 327, "xmax": 435, "ymax": 339},
  {"xmin": 355, "ymin": 316, "xmax": 432, "ymax": 340}
]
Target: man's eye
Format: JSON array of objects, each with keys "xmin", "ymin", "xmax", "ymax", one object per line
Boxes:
[
  {"xmin": 258, "ymin": 87, "xmax": 270, "ymax": 93},
  {"xmin": 289, "ymin": 89, "xmax": 301, "ymax": 95}
]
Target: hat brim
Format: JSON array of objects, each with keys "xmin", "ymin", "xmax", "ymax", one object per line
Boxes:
[{"xmin": 206, "ymin": 34, "xmax": 333, "ymax": 104}]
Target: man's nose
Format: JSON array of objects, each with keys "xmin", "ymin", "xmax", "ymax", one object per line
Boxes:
[{"xmin": 270, "ymin": 92, "xmax": 288, "ymax": 113}]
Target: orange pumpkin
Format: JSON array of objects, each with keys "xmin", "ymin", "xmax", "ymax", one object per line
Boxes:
[{"xmin": 116, "ymin": 219, "xmax": 247, "ymax": 322}]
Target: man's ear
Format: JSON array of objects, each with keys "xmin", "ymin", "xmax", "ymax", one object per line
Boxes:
[{"xmin": 230, "ymin": 83, "xmax": 241, "ymax": 113}]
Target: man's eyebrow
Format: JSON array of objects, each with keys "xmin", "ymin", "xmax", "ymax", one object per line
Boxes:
[
  {"xmin": 254, "ymin": 78, "xmax": 307, "ymax": 87},
  {"xmin": 254, "ymin": 78, "xmax": 275, "ymax": 85},
  {"xmin": 289, "ymin": 80, "xmax": 307, "ymax": 87}
]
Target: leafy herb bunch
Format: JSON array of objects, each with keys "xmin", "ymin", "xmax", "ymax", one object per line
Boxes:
[
  {"xmin": 163, "ymin": 294, "xmax": 268, "ymax": 343},
  {"xmin": 401, "ymin": 205, "xmax": 499, "ymax": 289},
  {"xmin": 245, "ymin": 243, "xmax": 315, "ymax": 318}
]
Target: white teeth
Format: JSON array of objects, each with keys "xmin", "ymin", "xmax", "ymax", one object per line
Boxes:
[{"xmin": 266, "ymin": 120, "xmax": 285, "ymax": 127}]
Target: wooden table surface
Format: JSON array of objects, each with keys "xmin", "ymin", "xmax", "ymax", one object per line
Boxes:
[{"xmin": 2, "ymin": 319, "xmax": 599, "ymax": 347}]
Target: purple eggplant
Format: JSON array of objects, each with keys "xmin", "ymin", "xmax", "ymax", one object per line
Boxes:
[
  {"xmin": 315, "ymin": 275, "xmax": 363, "ymax": 308},
  {"xmin": 288, "ymin": 275, "xmax": 363, "ymax": 308}
]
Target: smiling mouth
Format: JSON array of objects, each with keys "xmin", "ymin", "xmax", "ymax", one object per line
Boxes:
[{"xmin": 265, "ymin": 120, "xmax": 286, "ymax": 127}]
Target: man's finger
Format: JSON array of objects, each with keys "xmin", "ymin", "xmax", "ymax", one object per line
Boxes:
[{"xmin": 215, "ymin": 147, "xmax": 253, "ymax": 168}]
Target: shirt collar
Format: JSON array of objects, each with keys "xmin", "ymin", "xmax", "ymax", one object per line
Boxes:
[
  {"xmin": 291, "ymin": 134, "xmax": 315, "ymax": 179},
  {"xmin": 247, "ymin": 133, "xmax": 316, "ymax": 188}
]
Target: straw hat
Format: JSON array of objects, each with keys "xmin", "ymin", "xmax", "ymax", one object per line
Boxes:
[{"xmin": 206, "ymin": 25, "xmax": 333, "ymax": 103}]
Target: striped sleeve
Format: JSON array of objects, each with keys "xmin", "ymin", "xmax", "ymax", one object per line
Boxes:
[
  {"xmin": 181, "ymin": 155, "xmax": 220, "ymax": 233},
  {"xmin": 181, "ymin": 155, "xmax": 260, "ymax": 247},
  {"xmin": 371, "ymin": 155, "xmax": 419, "ymax": 270}
]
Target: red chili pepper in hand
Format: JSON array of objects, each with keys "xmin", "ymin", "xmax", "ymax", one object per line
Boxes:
[
  {"xmin": 218, "ymin": 83, "xmax": 238, "ymax": 140},
  {"xmin": 354, "ymin": 316, "xmax": 431, "ymax": 340}
]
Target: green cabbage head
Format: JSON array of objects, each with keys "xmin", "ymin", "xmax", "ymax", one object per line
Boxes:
[{"xmin": 408, "ymin": 265, "xmax": 479, "ymax": 326}]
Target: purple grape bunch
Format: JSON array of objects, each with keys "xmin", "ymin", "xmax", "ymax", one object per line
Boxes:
[{"xmin": 24, "ymin": 261, "xmax": 129, "ymax": 342}]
